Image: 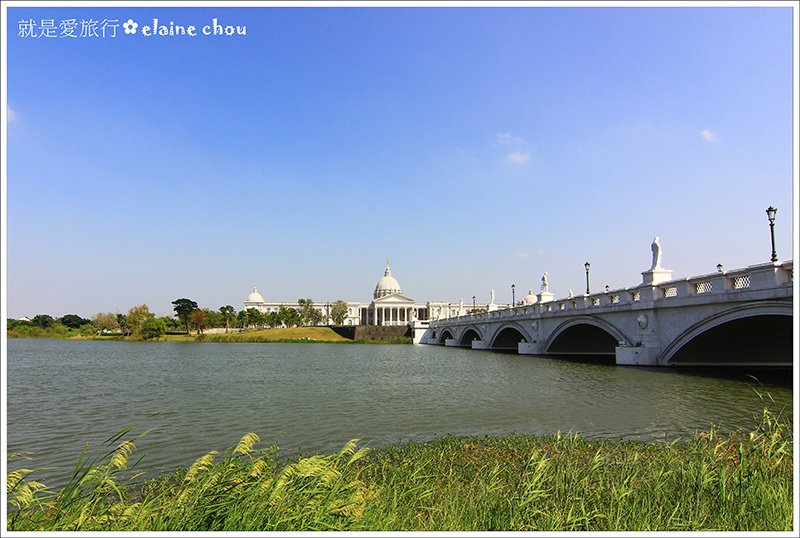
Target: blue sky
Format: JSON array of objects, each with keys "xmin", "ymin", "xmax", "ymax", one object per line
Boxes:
[{"xmin": 4, "ymin": 4, "xmax": 796, "ymax": 318}]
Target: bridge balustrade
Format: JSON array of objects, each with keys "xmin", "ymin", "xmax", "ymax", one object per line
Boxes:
[{"xmin": 426, "ymin": 260, "xmax": 793, "ymax": 329}]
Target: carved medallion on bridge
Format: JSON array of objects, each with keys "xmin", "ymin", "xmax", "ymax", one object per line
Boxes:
[
  {"xmin": 532, "ymin": 320, "xmax": 539, "ymax": 333},
  {"xmin": 637, "ymin": 314, "xmax": 648, "ymax": 330}
]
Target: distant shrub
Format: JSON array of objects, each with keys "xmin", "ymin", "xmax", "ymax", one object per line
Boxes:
[{"xmin": 79, "ymin": 324, "xmax": 97, "ymax": 337}]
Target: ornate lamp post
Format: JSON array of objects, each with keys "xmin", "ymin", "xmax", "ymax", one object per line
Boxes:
[
  {"xmin": 766, "ymin": 206, "xmax": 778, "ymax": 262},
  {"xmin": 717, "ymin": 263, "xmax": 723, "ymax": 273},
  {"xmin": 511, "ymin": 284, "xmax": 516, "ymax": 308},
  {"xmin": 472, "ymin": 295, "xmax": 476, "ymax": 310},
  {"xmin": 584, "ymin": 262, "xmax": 591, "ymax": 295}
]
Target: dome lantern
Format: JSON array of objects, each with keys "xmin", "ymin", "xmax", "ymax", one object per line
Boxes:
[{"xmin": 374, "ymin": 258, "xmax": 402, "ymax": 299}]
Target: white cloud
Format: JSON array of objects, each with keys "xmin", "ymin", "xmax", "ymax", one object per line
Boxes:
[
  {"xmin": 699, "ymin": 129, "xmax": 718, "ymax": 142},
  {"xmin": 7, "ymin": 106, "xmax": 17, "ymax": 122},
  {"xmin": 515, "ymin": 250, "xmax": 532, "ymax": 260},
  {"xmin": 494, "ymin": 132, "xmax": 526, "ymax": 146},
  {"xmin": 507, "ymin": 151, "xmax": 530, "ymax": 164}
]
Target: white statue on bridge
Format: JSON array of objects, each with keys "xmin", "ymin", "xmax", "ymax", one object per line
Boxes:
[
  {"xmin": 650, "ymin": 236, "xmax": 663, "ymax": 270},
  {"xmin": 490, "ymin": 289, "xmax": 495, "ymax": 304},
  {"xmin": 568, "ymin": 289, "xmax": 574, "ymax": 299},
  {"xmin": 541, "ymin": 272, "xmax": 549, "ymax": 293}
]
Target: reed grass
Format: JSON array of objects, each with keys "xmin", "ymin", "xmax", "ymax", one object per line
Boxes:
[{"xmin": 7, "ymin": 407, "xmax": 792, "ymax": 531}]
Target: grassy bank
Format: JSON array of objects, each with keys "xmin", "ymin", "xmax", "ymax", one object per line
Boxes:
[
  {"xmin": 8, "ymin": 326, "xmax": 412, "ymax": 344},
  {"xmin": 7, "ymin": 408, "xmax": 792, "ymax": 531},
  {"xmin": 196, "ymin": 327, "xmax": 411, "ymax": 344}
]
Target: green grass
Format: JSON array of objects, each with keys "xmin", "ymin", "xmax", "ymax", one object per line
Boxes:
[
  {"xmin": 7, "ymin": 407, "xmax": 792, "ymax": 531},
  {"xmin": 196, "ymin": 327, "xmax": 411, "ymax": 344}
]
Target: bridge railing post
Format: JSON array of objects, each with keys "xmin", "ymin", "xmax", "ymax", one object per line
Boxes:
[
  {"xmin": 674, "ymin": 279, "xmax": 691, "ymax": 298},
  {"xmin": 638, "ymin": 286, "xmax": 656, "ymax": 303},
  {"xmin": 747, "ymin": 261, "xmax": 793, "ymax": 289}
]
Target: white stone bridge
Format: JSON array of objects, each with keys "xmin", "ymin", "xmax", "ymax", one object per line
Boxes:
[{"xmin": 417, "ymin": 260, "xmax": 793, "ymax": 367}]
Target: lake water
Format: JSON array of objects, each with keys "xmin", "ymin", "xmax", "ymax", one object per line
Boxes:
[{"xmin": 6, "ymin": 338, "xmax": 793, "ymax": 488}]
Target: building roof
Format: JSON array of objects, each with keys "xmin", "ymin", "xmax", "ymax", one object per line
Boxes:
[
  {"xmin": 246, "ymin": 287, "xmax": 265, "ymax": 303},
  {"xmin": 374, "ymin": 258, "xmax": 402, "ymax": 299}
]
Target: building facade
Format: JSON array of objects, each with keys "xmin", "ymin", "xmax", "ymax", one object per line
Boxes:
[{"xmin": 243, "ymin": 259, "xmax": 498, "ymax": 326}]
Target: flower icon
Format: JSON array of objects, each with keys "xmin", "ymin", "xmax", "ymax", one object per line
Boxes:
[{"xmin": 123, "ymin": 19, "xmax": 138, "ymax": 35}]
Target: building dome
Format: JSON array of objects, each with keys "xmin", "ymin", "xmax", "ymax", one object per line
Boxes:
[
  {"xmin": 246, "ymin": 287, "xmax": 265, "ymax": 303},
  {"xmin": 523, "ymin": 289, "xmax": 537, "ymax": 305},
  {"xmin": 374, "ymin": 258, "xmax": 402, "ymax": 299}
]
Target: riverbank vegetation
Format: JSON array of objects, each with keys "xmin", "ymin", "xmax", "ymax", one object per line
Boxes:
[
  {"xmin": 7, "ymin": 407, "xmax": 792, "ymax": 531},
  {"xmin": 7, "ymin": 296, "xmax": 394, "ymax": 342}
]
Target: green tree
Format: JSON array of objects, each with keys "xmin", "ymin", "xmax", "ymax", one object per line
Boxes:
[
  {"xmin": 219, "ymin": 305, "xmax": 236, "ymax": 333},
  {"xmin": 246, "ymin": 308, "xmax": 264, "ymax": 329},
  {"xmin": 265, "ymin": 311, "xmax": 281, "ymax": 328},
  {"xmin": 330, "ymin": 300, "xmax": 349, "ymax": 326},
  {"xmin": 237, "ymin": 309, "xmax": 249, "ymax": 329},
  {"xmin": 59, "ymin": 314, "xmax": 90, "ymax": 329},
  {"xmin": 116, "ymin": 313, "xmax": 127, "ymax": 334},
  {"xmin": 79, "ymin": 324, "xmax": 96, "ymax": 337},
  {"xmin": 278, "ymin": 306, "xmax": 301, "ymax": 328},
  {"xmin": 31, "ymin": 314, "xmax": 55, "ymax": 328},
  {"xmin": 140, "ymin": 317, "xmax": 167, "ymax": 340},
  {"xmin": 172, "ymin": 298, "xmax": 199, "ymax": 335},
  {"xmin": 125, "ymin": 304, "xmax": 154, "ymax": 338},
  {"xmin": 159, "ymin": 316, "xmax": 181, "ymax": 332}
]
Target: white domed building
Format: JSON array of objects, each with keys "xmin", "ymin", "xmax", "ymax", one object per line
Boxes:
[
  {"xmin": 362, "ymin": 259, "xmax": 419, "ymax": 325},
  {"xmin": 243, "ymin": 258, "xmax": 496, "ymax": 326}
]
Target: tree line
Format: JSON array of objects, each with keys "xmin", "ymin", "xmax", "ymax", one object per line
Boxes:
[{"xmin": 7, "ymin": 298, "xmax": 352, "ymax": 340}]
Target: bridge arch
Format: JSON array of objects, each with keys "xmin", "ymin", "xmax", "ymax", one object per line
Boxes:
[
  {"xmin": 545, "ymin": 316, "xmax": 630, "ymax": 355},
  {"xmin": 489, "ymin": 322, "xmax": 531, "ymax": 351},
  {"xmin": 458, "ymin": 326, "xmax": 483, "ymax": 347},
  {"xmin": 438, "ymin": 328, "xmax": 454, "ymax": 344},
  {"xmin": 661, "ymin": 301, "xmax": 792, "ymax": 366}
]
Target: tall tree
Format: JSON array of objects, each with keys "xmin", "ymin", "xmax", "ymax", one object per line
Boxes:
[
  {"xmin": 219, "ymin": 305, "xmax": 236, "ymax": 333},
  {"xmin": 278, "ymin": 306, "xmax": 301, "ymax": 328},
  {"xmin": 172, "ymin": 298, "xmax": 199, "ymax": 335},
  {"xmin": 237, "ymin": 309, "xmax": 249, "ymax": 329},
  {"xmin": 189, "ymin": 309, "xmax": 206, "ymax": 335},
  {"xmin": 330, "ymin": 300, "xmax": 349, "ymax": 326},
  {"xmin": 298, "ymin": 298, "xmax": 322, "ymax": 326},
  {"xmin": 125, "ymin": 304, "xmax": 153, "ymax": 338},
  {"xmin": 246, "ymin": 308, "xmax": 264, "ymax": 329},
  {"xmin": 265, "ymin": 311, "xmax": 281, "ymax": 328}
]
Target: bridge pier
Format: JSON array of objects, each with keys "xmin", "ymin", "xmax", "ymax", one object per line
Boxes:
[
  {"xmin": 615, "ymin": 346, "xmax": 659, "ymax": 366},
  {"xmin": 518, "ymin": 342, "xmax": 542, "ymax": 355},
  {"xmin": 444, "ymin": 338, "xmax": 460, "ymax": 347},
  {"xmin": 471, "ymin": 340, "xmax": 490, "ymax": 350}
]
